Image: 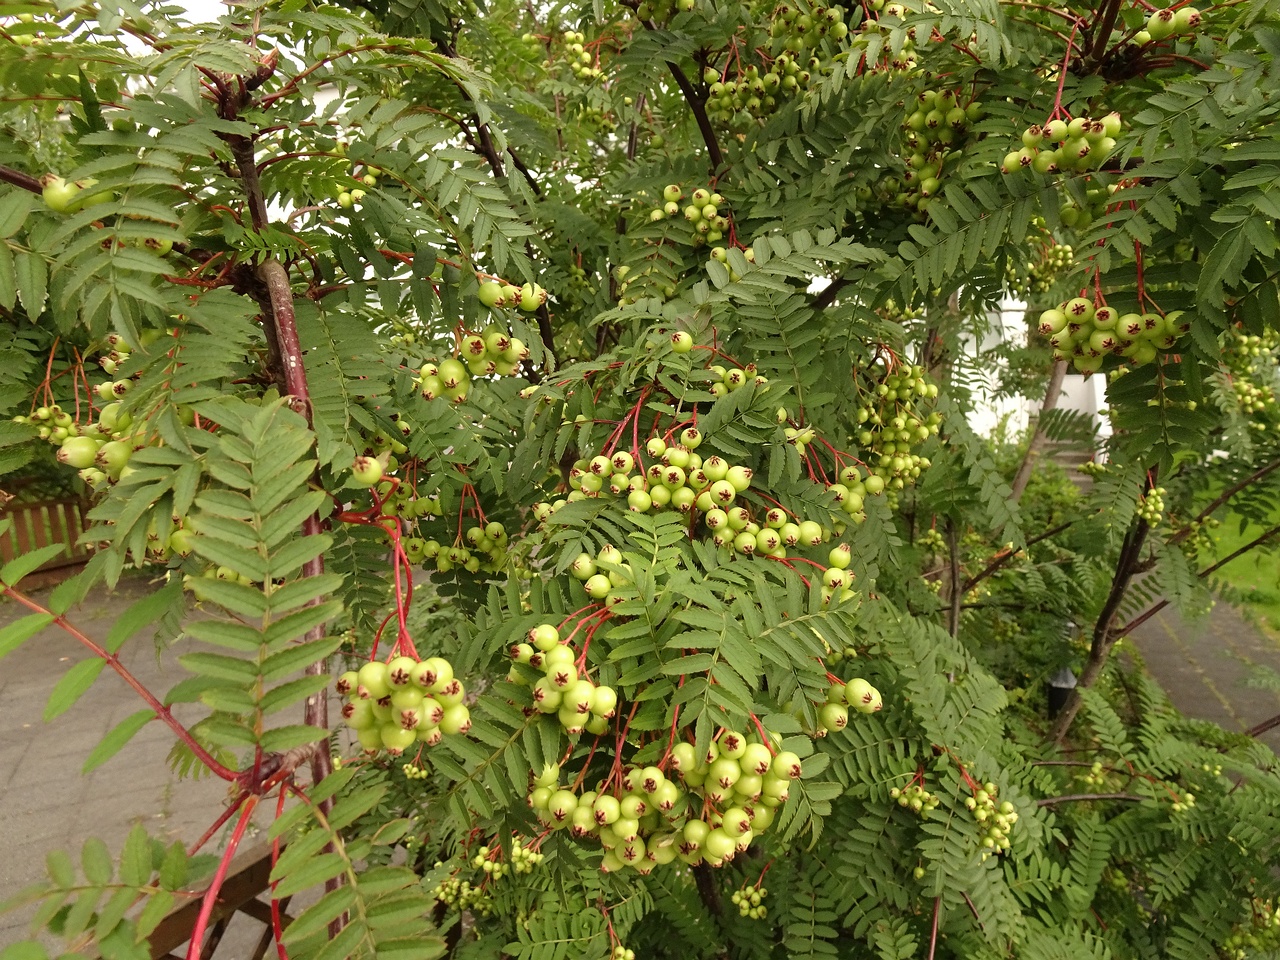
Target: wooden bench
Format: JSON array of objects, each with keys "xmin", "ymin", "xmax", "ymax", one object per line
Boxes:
[
  {"xmin": 0, "ymin": 497, "xmax": 92, "ymax": 589},
  {"xmin": 84, "ymin": 842, "xmax": 293, "ymax": 960}
]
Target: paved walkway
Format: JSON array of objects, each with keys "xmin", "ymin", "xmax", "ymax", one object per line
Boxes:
[
  {"xmin": 0, "ymin": 575, "xmax": 277, "ymax": 950},
  {"xmin": 1128, "ymin": 600, "xmax": 1280, "ymax": 752}
]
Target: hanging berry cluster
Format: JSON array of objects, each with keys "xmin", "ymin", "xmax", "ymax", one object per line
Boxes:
[
  {"xmin": 965, "ymin": 779, "xmax": 1017, "ymax": 860},
  {"xmin": 644, "ymin": 184, "xmax": 731, "ymax": 247},
  {"xmin": 1004, "ymin": 113, "xmax": 1122, "ymax": 175},
  {"xmin": 1005, "ymin": 227, "xmax": 1074, "ymax": 299},
  {"xmin": 896, "ymin": 88, "xmax": 985, "ymax": 217},
  {"xmin": 850, "ymin": 361, "xmax": 941, "ymax": 492},
  {"xmin": 412, "ymin": 323, "xmax": 531, "ymax": 407},
  {"xmin": 335, "ymin": 655, "xmax": 472, "ymax": 756},
  {"xmin": 1136, "ymin": 485, "xmax": 1167, "ymax": 525},
  {"xmin": 700, "ymin": 2, "xmax": 850, "ymax": 124},
  {"xmin": 509, "ymin": 619, "xmax": 620, "ymax": 736},
  {"xmin": 1036, "ymin": 296, "xmax": 1187, "ymax": 374},
  {"xmin": 731, "ymin": 879, "xmax": 769, "ymax": 919},
  {"xmin": 333, "ymin": 160, "xmax": 379, "ymax": 210},
  {"xmin": 528, "ymin": 728, "xmax": 802, "ymax": 873},
  {"xmin": 850, "ymin": 2, "xmax": 928, "ymax": 74}
]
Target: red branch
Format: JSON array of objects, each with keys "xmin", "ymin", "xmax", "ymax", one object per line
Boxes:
[{"xmin": 2, "ymin": 585, "xmax": 238, "ymax": 781}]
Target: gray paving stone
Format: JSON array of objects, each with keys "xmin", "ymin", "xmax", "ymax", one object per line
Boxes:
[{"xmin": 1128, "ymin": 601, "xmax": 1280, "ymax": 753}]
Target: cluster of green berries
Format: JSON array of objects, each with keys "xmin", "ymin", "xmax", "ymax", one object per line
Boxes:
[
  {"xmin": 557, "ymin": 29, "xmax": 600, "ymax": 80},
  {"xmin": 873, "ymin": 297, "xmax": 924, "ymax": 323},
  {"xmin": 335, "ymin": 656, "xmax": 471, "ymax": 755},
  {"xmin": 1004, "ymin": 113, "xmax": 1122, "ymax": 176},
  {"xmin": 28, "ymin": 334, "xmax": 143, "ymax": 488},
  {"xmin": 731, "ymin": 882, "xmax": 769, "ymax": 919},
  {"xmin": 1137, "ymin": 486, "xmax": 1167, "ymax": 525},
  {"xmin": 1037, "ymin": 297, "xmax": 1188, "ymax": 374},
  {"xmin": 471, "ymin": 838, "xmax": 545, "ymax": 877},
  {"xmin": 1060, "ymin": 183, "xmax": 1119, "ymax": 231},
  {"xmin": 413, "ymin": 520, "xmax": 510, "ymax": 575},
  {"xmin": 645, "ymin": 184, "xmax": 731, "ymax": 245},
  {"xmin": 564, "ymin": 543, "xmax": 636, "ymax": 606},
  {"xmin": 612, "ymin": 261, "xmax": 678, "ymax": 302},
  {"xmin": 853, "ymin": 364, "xmax": 941, "ymax": 489},
  {"xmin": 1134, "ymin": 5, "xmax": 1201, "ymax": 44},
  {"xmin": 528, "ymin": 732, "xmax": 802, "ymax": 873},
  {"xmin": 1227, "ymin": 331, "xmax": 1278, "ymax": 360},
  {"xmin": 509, "ymin": 622, "xmax": 620, "ymax": 735},
  {"xmin": 851, "ymin": 2, "xmax": 922, "ymax": 73},
  {"xmin": 1232, "ymin": 377, "xmax": 1275, "ymax": 417},
  {"xmin": 414, "ymin": 328, "xmax": 530, "ymax": 406},
  {"xmin": 1223, "ymin": 899, "xmax": 1280, "ymax": 960},
  {"xmin": 965, "ymin": 782, "xmax": 1016, "ymax": 858},
  {"xmin": 611, "ymin": 946, "xmax": 637, "ymax": 960},
  {"xmin": 335, "ymin": 163, "xmax": 379, "ymax": 210},
  {"xmin": 1178, "ymin": 515, "xmax": 1219, "ymax": 561},
  {"xmin": 897, "ymin": 89, "xmax": 984, "ymax": 215},
  {"xmin": 817, "ymin": 676, "xmax": 883, "ymax": 735},
  {"xmin": 401, "ymin": 762, "xmax": 430, "ymax": 780},
  {"xmin": 890, "ymin": 781, "xmax": 940, "ymax": 814},
  {"xmin": 701, "ymin": 3, "xmax": 849, "ymax": 123},
  {"xmin": 1080, "ymin": 760, "xmax": 1106, "ymax": 786},
  {"xmin": 1006, "ymin": 239, "xmax": 1074, "ymax": 299},
  {"xmin": 1223, "ymin": 331, "xmax": 1279, "ymax": 419},
  {"xmin": 1169, "ymin": 790, "xmax": 1196, "ymax": 813},
  {"xmin": 635, "ymin": 0, "xmax": 690, "ymax": 24},
  {"xmin": 477, "ymin": 277, "xmax": 549, "ymax": 314},
  {"xmin": 431, "ymin": 874, "xmax": 493, "ymax": 916}
]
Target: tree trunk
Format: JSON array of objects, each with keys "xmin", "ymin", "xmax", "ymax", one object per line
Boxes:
[{"xmin": 1011, "ymin": 359, "xmax": 1068, "ymax": 503}]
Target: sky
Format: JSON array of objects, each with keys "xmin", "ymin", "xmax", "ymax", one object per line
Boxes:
[{"xmin": 177, "ymin": 0, "xmax": 236, "ymax": 24}]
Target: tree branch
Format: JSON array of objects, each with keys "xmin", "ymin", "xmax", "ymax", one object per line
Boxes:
[
  {"xmin": 1167, "ymin": 457, "xmax": 1280, "ymax": 546},
  {"xmin": 812, "ymin": 278, "xmax": 849, "ymax": 309},
  {"xmin": 1048, "ymin": 517, "xmax": 1151, "ymax": 744},
  {"xmin": 692, "ymin": 861, "xmax": 725, "ymax": 924},
  {"xmin": 2, "ymin": 584, "xmax": 238, "ymax": 782},
  {"xmin": 659, "ymin": 55, "xmax": 724, "ymax": 172},
  {"xmin": 1115, "ymin": 520, "xmax": 1280, "ymax": 637},
  {"xmin": 1010, "ymin": 359, "xmax": 1067, "ymax": 503},
  {"xmin": 946, "ymin": 518, "xmax": 962, "ymax": 637},
  {"xmin": 0, "ymin": 163, "xmax": 42, "ymax": 194},
  {"xmin": 1247, "ymin": 711, "xmax": 1280, "ymax": 739},
  {"xmin": 961, "ymin": 520, "xmax": 1075, "ymax": 594},
  {"xmin": 1037, "ymin": 792, "xmax": 1145, "ymax": 807},
  {"xmin": 1085, "ymin": 0, "xmax": 1125, "ymax": 63}
]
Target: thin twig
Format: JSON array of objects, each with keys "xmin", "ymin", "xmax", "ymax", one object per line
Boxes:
[
  {"xmin": 1116, "ymin": 521, "xmax": 1280, "ymax": 636},
  {"xmin": 927, "ymin": 896, "xmax": 940, "ymax": 960},
  {"xmin": 1010, "ymin": 359, "xmax": 1068, "ymax": 503},
  {"xmin": 946, "ymin": 519, "xmax": 961, "ymax": 637},
  {"xmin": 1167, "ymin": 458, "xmax": 1280, "ymax": 546},
  {"xmin": 2, "ymin": 585, "xmax": 238, "ymax": 781},
  {"xmin": 1037, "ymin": 792, "xmax": 1144, "ymax": 807},
  {"xmin": 961, "ymin": 520, "xmax": 1075, "ymax": 594},
  {"xmin": 185, "ymin": 795, "xmax": 260, "ymax": 960}
]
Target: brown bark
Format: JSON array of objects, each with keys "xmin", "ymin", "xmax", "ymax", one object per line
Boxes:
[{"xmin": 1010, "ymin": 359, "xmax": 1068, "ymax": 503}]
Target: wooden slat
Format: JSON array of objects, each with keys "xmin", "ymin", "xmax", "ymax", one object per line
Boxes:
[
  {"xmin": 13, "ymin": 505, "xmax": 32, "ymax": 558},
  {"xmin": 144, "ymin": 843, "xmax": 279, "ymax": 959},
  {"xmin": 0, "ymin": 498, "xmax": 93, "ymax": 572}
]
